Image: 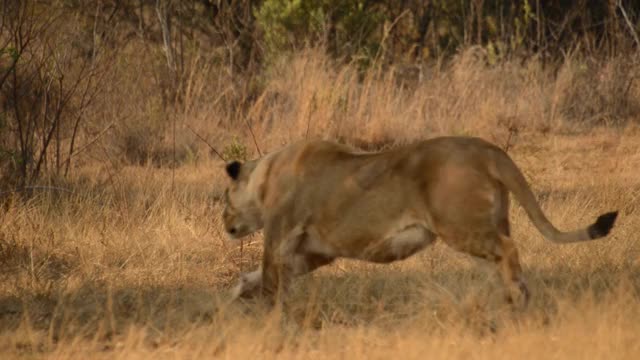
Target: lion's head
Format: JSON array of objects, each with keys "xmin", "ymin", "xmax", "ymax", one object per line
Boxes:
[{"xmin": 222, "ymin": 160, "xmax": 265, "ymax": 239}]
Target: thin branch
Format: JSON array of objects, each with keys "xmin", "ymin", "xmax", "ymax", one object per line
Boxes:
[
  {"xmin": 65, "ymin": 57, "xmax": 106, "ymax": 176},
  {"xmin": 618, "ymin": 1, "xmax": 640, "ymax": 50},
  {"xmin": 172, "ymin": 110, "xmax": 176, "ymax": 191},
  {"xmin": 156, "ymin": 0, "xmax": 176, "ymax": 72},
  {"xmin": 0, "ymin": 49, "xmax": 24, "ymax": 89},
  {"xmin": 32, "ymin": 57, "xmax": 90, "ymax": 180},
  {"xmin": 240, "ymin": 89, "xmax": 264, "ymax": 157},
  {"xmin": 244, "ymin": 116, "xmax": 262, "ymax": 157},
  {"xmin": 67, "ymin": 122, "xmax": 114, "ymax": 160},
  {"xmin": 185, "ymin": 124, "xmax": 226, "ymax": 162}
]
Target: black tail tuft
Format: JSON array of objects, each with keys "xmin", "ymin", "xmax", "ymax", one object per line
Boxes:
[{"xmin": 587, "ymin": 211, "xmax": 619, "ymax": 239}]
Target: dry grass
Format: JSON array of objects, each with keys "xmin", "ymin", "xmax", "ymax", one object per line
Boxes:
[{"xmin": 1, "ymin": 48, "xmax": 640, "ymax": 359}]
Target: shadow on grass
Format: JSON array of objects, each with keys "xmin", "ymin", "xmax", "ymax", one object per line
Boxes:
[{"xmin": 1, "ymin": 263, "xmax": 638, "ymax": 342}]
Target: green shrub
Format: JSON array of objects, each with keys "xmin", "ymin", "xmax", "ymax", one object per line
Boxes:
[
  {"xmin": 255, "ymin": 0, "xmax": 386, "ymax": 62},
  {"xmin": 223, "ymin": 137, "xmax": 249, "ymax": 162}
]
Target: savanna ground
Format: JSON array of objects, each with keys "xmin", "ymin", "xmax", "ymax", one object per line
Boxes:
[{"xmin": 2, "ymin": 46, "xmax": 640, "ymax": 359}]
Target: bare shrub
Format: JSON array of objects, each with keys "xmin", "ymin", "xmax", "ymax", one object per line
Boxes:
[
  {"xmin": 0, "ymin": 1, "xmax": 111, "ymax": 187},
  {"xmin": 555, "ymin": 55, "xmax": 640, "ymax": 127}
]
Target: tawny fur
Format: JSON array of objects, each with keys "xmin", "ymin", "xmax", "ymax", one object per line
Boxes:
[{"xmin": 222, "ymin": 137, "xmax": 619, "ymax": 308}]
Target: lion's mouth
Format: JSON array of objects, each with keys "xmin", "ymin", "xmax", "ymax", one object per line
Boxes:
[{"xmin": 226, "ymin": 225, "xmax": 252, "ymax": 239}]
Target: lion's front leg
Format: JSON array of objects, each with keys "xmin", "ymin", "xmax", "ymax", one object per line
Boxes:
[
  {"xmin": 230, "ymin": 217, "xmax": 308, "ymax": 305},
  {"xmin": 230, "ymin": 267, "xmax": 263, "ymax": 301},
  {"xmin": 260, "ymin": 232, "xmax": 302, "ymax": 307},
  {"xmin": 259, "ymin": 214, "xmax": 314, "ymax": 307}
]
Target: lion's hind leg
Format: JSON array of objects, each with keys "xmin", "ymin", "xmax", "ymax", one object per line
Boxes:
[
  {"xmin": 440, "ymin": 227, "xmax": 529, "ymax": 310},
  {"xmin": 495, "ymin": 233, "xmax": 529, "ymax": 309},
  {"xmin": 494, "ymin": 187, "xmax": 529, "ymax": 309}
]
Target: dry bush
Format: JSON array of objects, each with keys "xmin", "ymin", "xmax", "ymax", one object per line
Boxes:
[
  {"xmin": 0, "ymin": 2, "xmax": 112, "ymax": 186},
  {"xmin": 554, "ymin": 55, "xmax": 640, "ymax": 127}
]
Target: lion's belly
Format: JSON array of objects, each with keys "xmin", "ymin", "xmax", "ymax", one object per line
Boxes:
[
  {"xmin": 317, "ymin": 213, "xmax": 436, "ymax": 263},
  {"xmin": 306, "ymin": 175, "xmax": 435, "ymax": 262},
  {"xmin": 358, "ymin": 223, "xmax": 436, "ymax": 263}
]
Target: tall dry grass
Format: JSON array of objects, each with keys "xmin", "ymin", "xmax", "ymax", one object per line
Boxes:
[
  {"xmin": 88, "ymin": 46, "xmax": 640, "ymax": 166},
  {"xmin": 1, "ymin": 48, "xmax": 640, "ymax": 359},
  {"xmin": 214, "ymin": 48, "xmax": 640, "ymax": 153}
]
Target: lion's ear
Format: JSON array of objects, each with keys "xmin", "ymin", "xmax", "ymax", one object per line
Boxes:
[{"xmin": 226, "ymin": 161, "xmax": 242, "ymax": 180}]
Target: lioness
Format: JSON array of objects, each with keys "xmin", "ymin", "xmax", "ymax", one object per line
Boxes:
[{"xmin": 222, "ymin": 137, "xmax": 618, "ymax": 308}]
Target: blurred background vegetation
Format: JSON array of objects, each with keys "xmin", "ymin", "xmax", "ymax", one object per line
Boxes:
[{"xmin": 1, "ymin": 0, "xmax": 639, "ymax": 188}]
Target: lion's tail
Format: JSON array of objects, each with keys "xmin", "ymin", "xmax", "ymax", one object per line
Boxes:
[{"xmin": 491, "ymin": 149, "xmax": 618, "ymax": 243}]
